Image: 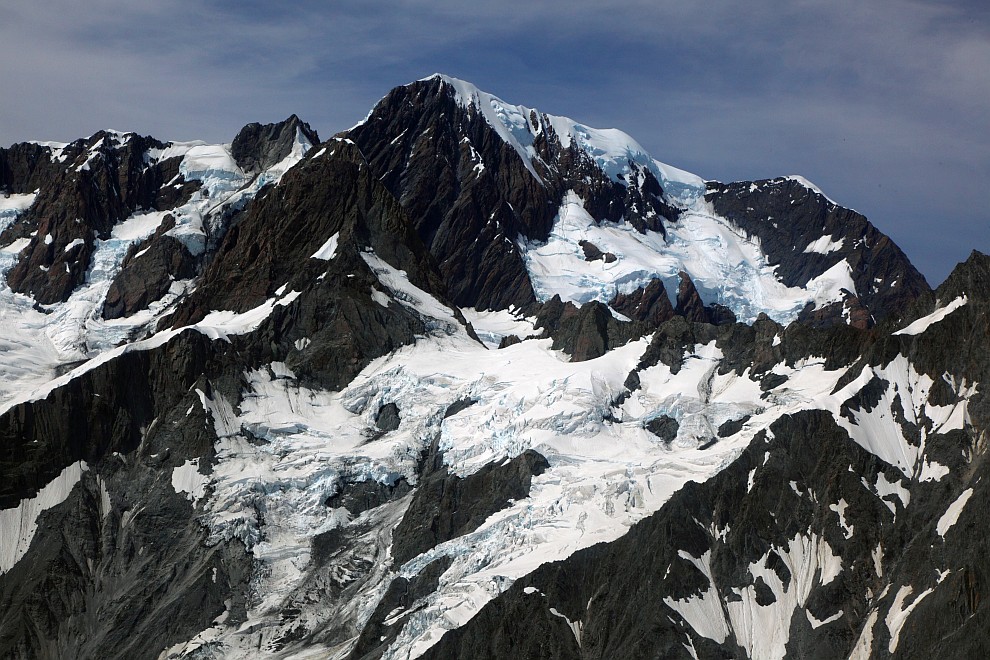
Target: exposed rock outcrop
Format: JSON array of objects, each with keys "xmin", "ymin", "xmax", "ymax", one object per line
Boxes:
[
  {"xmin": 231, "ymin": 115, "xmax": 319, "ymax": 174},
  {"xmin": 391, "ymin": 448, "xmax": 550, "ymax": 566}
]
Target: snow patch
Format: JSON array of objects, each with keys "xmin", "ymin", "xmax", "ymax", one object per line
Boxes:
[
  {"xmin": 171, "ymin": 459, "xmax": 208, "ymax": 502},
  {"xmin": 886, "ymin": 585, "xmax": 934, "ymax": 653},
  {"xmin": 784, "ymin": 175, "xmax": 837, "ymax": 205},
  {"xmin": 425, "ymin": 74, "xmax": 704, "ymax": 203},
  {"xmin": 62, "ymin": 238, "xmax": 85, "ymax": 252},
  {"xmin": 361, "ymin": 251, "xmax": 460, "ymax": 331},
  {"xmin": 0, "ymin": 192, "xmax": 37, "ymax": 232},
  {"xmin": 460, "ymin": 307, "xmax": 537, "ymax": 349},
  {"xmin": 806, "ymin": 608, "xmax": 843, "ymax": 629},
  {"xmin": 1, "ymin": 461, "xmax": 88, "ymax": 574},
  {"xmin": 197, "ymin": 290, "xmax": 301, "ymax": 340},
  {"xmin": 724, "ymin": 533, "xmax": 842, "ymax": 659},
  {"xmin": 936, "ymin": 488, "xmax": 973, "ymax": 538},
  {"xmin": 310, "ymin": 232, "xmax": 339, "ymax": 260},
  {"xmin": 371, "ymin": 288, "xmax": 390, "ymax": 307},
  {"xmin": 875, "ymin": 471, "xmax": 910, "ymax": 513},
  {"xmin": 849, "ymin": 610, "xmax": 878, "ymax": 660},
  {"xmin": 803, "ymin": 235, "xmax": 844, "ymax": 255},
  {"xmin": 663, "ymin": 551, "xmax": 730, "ymax": 644},
  {"xmin": 829, "ymin": 499, "xmax": 854, "ymax": 539},
  {"xmin": 832, "ymin": 355, "xmax": 973, "ymax": 480},
  {"xmin": 893, "ymin": 296, "xmax": 968, "ymax": 336}
]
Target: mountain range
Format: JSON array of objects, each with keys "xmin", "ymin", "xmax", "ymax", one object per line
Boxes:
[{"xmin": 0, "ymin": 74, "xmax": 987, "ymax": 659}]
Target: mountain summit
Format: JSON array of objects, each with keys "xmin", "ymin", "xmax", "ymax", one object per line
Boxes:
[
  {"xmin": 348, "ymin": 74, "xmax": 929, "ymax": 326},
  {"xmin": 0, "ymin": 76, "xmax": 986, "ymax": 660}
]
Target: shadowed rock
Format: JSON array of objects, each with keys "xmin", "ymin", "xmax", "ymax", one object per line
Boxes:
[
  {"xmin": 646, "ymin": 415, "xmax": 679, "ymax": 443},
  {"xmin": 231, "ymin": 115, "xmax": 320, "ymax": 174},
  {"xmin": 391, "ymin": 449, "xmax": 550, "ymax": 566},
  {"xmin": 611, "ymin": 278, "xmax": 676, "ymax": 327},
  {"xmin": 102, "ymin": 216, "xmax": 196, "ymax": 319},
  {"xmin": 533, "ymin": 295, "xmax": 651, "ymax": 361},
  {"xmin": 375, "ymin": 403, "xmax": 401, "ymax": 432}
]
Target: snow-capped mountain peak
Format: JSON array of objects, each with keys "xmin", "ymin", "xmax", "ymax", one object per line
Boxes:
[
  {"xmin": 3, "ymin": 76, "xmax": 981, "ymax": 660},
  {"xmin": 423, "ymin": 73, "xmax": 704, "ymax": 202},
  {"xmin": 353, "ymin": 76, "xmax": 928, "ymax": 328}
]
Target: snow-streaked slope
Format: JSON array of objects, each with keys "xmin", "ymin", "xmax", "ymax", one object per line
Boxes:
[
  {"xmin": 161, "ymin": 318, "xmax": 766, "ymax": 657},
  {"xmin": 1, "ymin": 81, "xmax": 975, "ymax": 660},
  {"xmin": 785, "ymin": 175, "xmax": 838, "ymax": 206},
  {"xmin": 3, "ymin": 208, "xmax": 979, "ymax": 659},
  {"xmin": 665, "ymin": 532, "xmax": 842, "ymax": 660},
  {"xmin": 0, "ymin": 129, "xmax": 313, "ymax": 408},
  {"xmin": 140, "ymin": 256, "xmax": 976, "ymax": 658}
]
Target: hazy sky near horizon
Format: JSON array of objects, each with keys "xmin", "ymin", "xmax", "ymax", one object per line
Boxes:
[{"xmin": 2, "ymin": 1, "xmax": 987, "ymax": 285}]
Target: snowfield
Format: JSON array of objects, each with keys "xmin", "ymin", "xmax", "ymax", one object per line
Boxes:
[
  {"xmin": 519, "ymin": 191, "xmax": 855, "ymax": 324},
  {"xmin": 158, "ymin": 283, "xmax": 976, "ymax": 658}
]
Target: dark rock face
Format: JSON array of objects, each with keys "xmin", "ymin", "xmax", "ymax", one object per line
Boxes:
[
  {"xmin": 417, "ymin": 411, "xmax": 922, "ymax": 659},
  {"xmin": 626, "ymin": 315, "xmax": 716, "ymax": 380},
  {"xmin": 170, "ymin": 141, "xmax": 445, "ymax": 324},
  {"xmin": 325, "ymin": 477, "xmax": 411, "ymax": 517},
  {"xmin": 375, "ymin": 403, "xmax": 401, "ymax": 432},
  {"xmin": 3, "ymin": 78, "xmax": 988, "ymax": 660},
  {"xmin": 579, "ymin": 239, "xmax": 616, "ymax": 263},
  {"xmin": 610, "ymin": 278, "xmax": 675, "ymax": 326},
  {"xmin": 0, "ymin": 329, "xmax": 255, "ymax": 659},
  {"xmin": 645, "ymin": 415, "xmax": 679, "ymax": 443},
  {"xmin": 675, "ymin": 270, "xmax": 709, "ymax": 323},
  {"xmin": 346, "ymin": 77, "xmax": 548, "ymax": 310},
  {"xmin": 532, "ymin": 295, "xmax": 651, "ymax": 362},
  {"xmin": 391, "ymin": 449, "xmax": 550, "ymax": 566},
  {"xmin": 0, "ymin": 119, "xmax": 470, "ymax": 659},
  {"xmin": 0, "ymin": 466, "xmax": 251, "ymax": 658},
  {"xmin": 443, "ymin": 398, "xmax": 476, "ymax": 418},
  {"xmin": 419, "ymin": 252, "xmax": 990, "ymax": 659},
  {"xmin": 707, "ymin": 302, "xmax": 737, "ymax": 326},
  {"xmin": 164, "ymin": 140, "xmax": 458, "ymax": 392},
  {"xmin": 932, "ymin": 249, "xmax": 990, "ymax": 305},
  {"xmin": 717, "ymin": 415, "xmax": 751, "ymax": 438},
  {"xmin": 231, "ymin": 115, "xmax": 320, "ymax": 174},
  {"xmin": 0, "ymin": 329, "xmax": 224, "ymax": 508},
  {"xmin": 419, "ymin": 590, "xmax": 584, "ymax": 660},
  {"xmin": 0, "ymin": 469, "xmax": 252, "ymax": 660},
  {"xmin": 497, "ymin": 334, "xmax": 522, "ymax": 349},
  {"xmin": 0, "ymin": 142, "xmax": 65, "ymax": 194},
  {"xmin": 347, "ymin": 556, "xmax": 454, "ymax": 660},
  {"xmin": 706, "ymin": 177, "xmax": 932, "ymax": 324}
]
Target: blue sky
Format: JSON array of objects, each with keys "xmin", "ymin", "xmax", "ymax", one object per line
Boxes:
[{"xmin": 2, "ymin": 1, "xmax": 987, "ymax": 285}]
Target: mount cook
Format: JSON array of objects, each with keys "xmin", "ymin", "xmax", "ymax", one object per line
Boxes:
[{"xmin": 0, "ymin": 74, "xmax": 986, "ymax": 659}]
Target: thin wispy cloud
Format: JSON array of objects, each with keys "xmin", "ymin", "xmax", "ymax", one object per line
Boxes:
[{"xmin": 1, "ymin": 1, "xmax": 986, "ymax": 283}]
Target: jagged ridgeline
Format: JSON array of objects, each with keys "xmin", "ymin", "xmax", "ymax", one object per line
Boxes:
[{"xmin": 0, "ymin": 75, "xmax": 986, "ymax": 660}]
